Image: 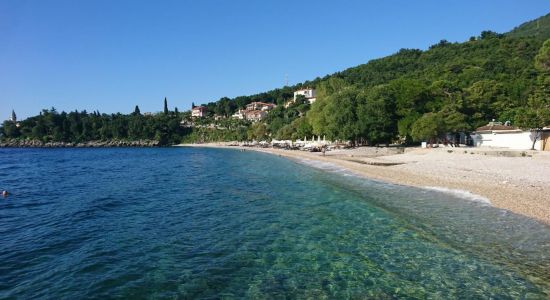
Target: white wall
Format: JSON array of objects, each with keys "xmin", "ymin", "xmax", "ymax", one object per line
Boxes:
[
  {"xmin": 473, "ymin": 131, "xmax": 542, "ymax": 150},
  {"xmin": 293, "ymin": 89, "xmax": 316, "ymax": 100}
]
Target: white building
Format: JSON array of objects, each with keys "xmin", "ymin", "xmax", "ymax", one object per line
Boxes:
[
  {"xmin": 191, "ymin": 106, "xmax": 207, "ymax": 118},
  {"xmin": 245, "ymin": 102, "xmax": 276, "ymax": 111},
  {"xmin": 243, "ymin": 110, "xmax": 267, "ymax": 122},
  {"xmin": 473, "ymin": 121, "xmax": 544, "ymax": 150},
  {"xmin": 293, "ymin": 88, "xmax": 317, "ymax": 104},
  {"xmin": 232, "ymin": 102, "xmax": 274, "ymax": 121},
  {"xmin": 232, "ymin": 110, "xmax": 245, "ymax": 120}
]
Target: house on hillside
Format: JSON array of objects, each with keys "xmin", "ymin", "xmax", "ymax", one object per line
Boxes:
[
  {"xmin": 243, "ymin": 110, "xmax": 267, "ymax": 122},
  {"xmin": 472, "ymin": 120, "xmax": 548, "ymax": 150},
  {"xmin": 232, "ymin": 102, "xmax": 273, "ymax": 121},
  {"xmin": 245, "ymin": 102, "xmax": 276, "ymax": 111},
  {"xmin": 191, "ymin": 106, "xmax": 207, "ymax": 118},
  {"xmin": 232, "ymin": 110, "xmax": 245, "ymax": 120},
  {"xmin": 293, "ymin": 88, "xmax": 317, "ymax": 104}
]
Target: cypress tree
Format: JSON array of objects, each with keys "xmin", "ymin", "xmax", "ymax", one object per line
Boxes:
[
  {"xmin": 164, "ymin": 97, "xmax": 169, "ymax": 115},
  {"xmin": 134, "ymin": 105, "xmax": 141, "ymax": 116}
]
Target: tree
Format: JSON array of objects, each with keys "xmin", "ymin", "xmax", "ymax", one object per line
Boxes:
[
  {"xmin": 411, "ymin": 112, "xmax": 445, "ymax": 144},
  {"xmin": 397, "ymin": 113, "xmax": 421, "ymax": 144},
  {"xmin": 441, "ymin": 109, "xmax": 470, "ymax": 133},
  {"xmin": 291, "ymin": 117, "xmax": 313, "ymax": 140},
  {"xmin": 133, "ymin": 105, "xmax": 141, "ymax": 116},
  {"xmin": 515, "ymin": 40, "xmax": 550, "ymax": 149},
  {"xmin": 307, "ymin": 79, "xmax": 349, "ymax": 138},
  {"xmin": 357, "ymin": 85, "xmax": 398, "ymax": 145},
  {"xmin": 1, "ymin": 120, "xmax": 20, "ymax": 138},
  {"xmin": 464, "ymin": 80, "xmax": 507, "ymax": 127},
  {"xmin": 322, "ymin": 86, "xmax": 361, "ymax": 144},
  {"xmin": 515, "ymin": 90, "xmax": 550, "ymax": 149},
  {"xmin": 128, "ymin": 117, "xmax": 143, "ymax": 139},
  {"xmin": 479, "ymin": 30, "xmax": 502, "ymax": 40},
  {"xmin": 535, "ymin": 39, "xmax": 550, "ymax": 72},
  {"xmin": 389, "ymin": 78, "xmax": 430, "ymax": 143},
  {"xmin": 247, "ymin": 123, "xmax": 268, "ymax": 141},
  {"xmin": 164, "ymin": 97, "xmax": 169, "ymax": 115},
  {"xmin": 31, "ymin": 119, "xmax": 47, "ymax": 140}
]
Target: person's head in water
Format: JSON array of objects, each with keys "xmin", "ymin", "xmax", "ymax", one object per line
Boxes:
[{"xmin": 2, "ymin": 190, "xmax": 8, "ymax": 197}]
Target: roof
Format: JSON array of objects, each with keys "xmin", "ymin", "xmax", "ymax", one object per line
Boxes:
[
  {"xmin": 192, "ymin": 106, "xmax": 207, "ymax": 111},
  {"xmin": 247, "ymin": 101, "xmax": 274, "ymax": 106},
  {"xmin": 244, "ymin": 110, "xmax": 264, "ymax": 115}
]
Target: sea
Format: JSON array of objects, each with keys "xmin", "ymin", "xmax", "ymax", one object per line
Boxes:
[{"xmin": 0, "ymin": 147, "xmax": 549, "ymax": 299}]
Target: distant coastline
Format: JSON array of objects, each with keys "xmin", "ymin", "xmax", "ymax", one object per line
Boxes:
[
  {"xmin": 179, "ymin": 143, "xmax": 550, "ymax": 225},
  {"xmin": 0, "ymin": 139, "xmax": 161, "ymax": 148}
]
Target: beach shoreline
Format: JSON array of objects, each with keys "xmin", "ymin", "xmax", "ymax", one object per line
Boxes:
[{"xmin": 178, "ymin": 143, "xmax": 550, "ymax": 225}]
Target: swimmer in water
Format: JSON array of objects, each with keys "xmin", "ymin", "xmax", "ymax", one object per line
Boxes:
[{"xmin": 2, "ymin": 190, "xmax": 8, "ymax": 198}]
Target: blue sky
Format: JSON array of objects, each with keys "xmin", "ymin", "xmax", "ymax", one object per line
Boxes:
[{"xmin": 1, "ymin": 0, "xmax": 550, "ymax": 119}]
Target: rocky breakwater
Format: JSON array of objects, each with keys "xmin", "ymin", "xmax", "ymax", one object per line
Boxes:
[{"xmin": 0, "ymin": 139, "xmax": 160, "ymax": 148}]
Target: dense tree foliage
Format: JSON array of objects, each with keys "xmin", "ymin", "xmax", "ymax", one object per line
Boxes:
[
  {"xmin": 181, "ymin": 116, "xmax": 250, "ymax": 143},
  {"xmin": 1, "ymin": 108, "xmax": 186, "ymax": 145},
  {"xmin": 303, "ymin": 27, "xmax": 550, "ymax": 144},
  {"xmin": 508, "ymin": 13, "xmax": 550, "ymax": 40}
]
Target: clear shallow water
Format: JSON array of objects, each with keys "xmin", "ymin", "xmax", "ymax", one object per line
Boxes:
[{"xmin": 0, "ymin": 148, "xmax": 549, "ymax": 299}]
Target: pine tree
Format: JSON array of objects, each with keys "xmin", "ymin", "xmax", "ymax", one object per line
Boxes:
[
  {"xmin": 134, "ymin": 105, "xmax": 141, "ymax": 116},
  {"xmin": 164, "ymin": 97, "xmax": 169, "ymax": 115}
]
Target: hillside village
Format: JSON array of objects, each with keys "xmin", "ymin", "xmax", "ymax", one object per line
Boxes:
[{"xmin": 189, "ymin": 88, "xmax": 316, "ymax": 122}]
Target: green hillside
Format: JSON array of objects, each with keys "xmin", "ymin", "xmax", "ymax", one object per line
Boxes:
[
  {"xmin": 507, "ymin": 13, "xmax": 550, "ymax": 40},
  {"xmin": 3, "ymin": 14, "xmax": 550, "ymax": 146},
  {"xmin": 205, "ymin": 17, "xmax": 550, "ymax": 144}
]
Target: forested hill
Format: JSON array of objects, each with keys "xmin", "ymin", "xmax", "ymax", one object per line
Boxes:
[
  {"xmin": 507, "ymin": 13, "xmax": 550, "ymax": 40},
  {"xmin": 201, "ymin": 13, "xmax": 550, "ymax": 145},
  {"xmin": 203, "ymin": 12, "xmax": 550, "ymax": 113},
  {"xmin": 2, "ymin": 13, "xmax": 550, "ymax": 146}
]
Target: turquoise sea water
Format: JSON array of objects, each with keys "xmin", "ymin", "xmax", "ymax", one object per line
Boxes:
[{"xmin": 0, "ymin": 147, "xmax": 549, "ymax": 299}]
